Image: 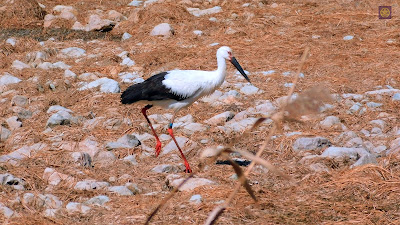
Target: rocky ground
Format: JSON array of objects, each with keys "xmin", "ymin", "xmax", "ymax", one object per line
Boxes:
[{"xmin": 1, "ymin": 0, "xmax": 400, "ymax": 224}]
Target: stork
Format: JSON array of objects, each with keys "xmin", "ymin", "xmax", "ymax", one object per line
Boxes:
[{"xmin": 121, "ymin": 46, "xmax": 250, "ymax": 173}]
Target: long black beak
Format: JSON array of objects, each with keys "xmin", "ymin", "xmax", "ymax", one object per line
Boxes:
[{"xmin": 230, "ymin": 57, "xmax": 251, "ymax": 83}]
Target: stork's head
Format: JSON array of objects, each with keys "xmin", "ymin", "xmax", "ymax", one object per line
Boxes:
[{"xmin": 217, "ymin": 46, "xmax": 251, "ymax": 83}]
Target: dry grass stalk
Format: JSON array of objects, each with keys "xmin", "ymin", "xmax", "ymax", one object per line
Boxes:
[{"xmin": 204, "ymin": 46, "xmax": 310, "ymax": 225}]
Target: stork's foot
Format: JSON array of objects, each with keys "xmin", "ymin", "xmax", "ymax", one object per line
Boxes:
[
  {"xmin": 184, "ymin": 161, "xmax": 192, "ymax": 173},
  {"xmin": 155, "ymin": 140, "xmax": 162, "ymax": 157}
]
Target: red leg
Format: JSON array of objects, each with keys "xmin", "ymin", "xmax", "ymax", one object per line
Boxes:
[
  {"xmin": 168, "ymin": 125, "xmax": 192, "ymax": 173},
  {"xmin": 141, "ymin": 105, "xmax": 162, "ymax": 156}
]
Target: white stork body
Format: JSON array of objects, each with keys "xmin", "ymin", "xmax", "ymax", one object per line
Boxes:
[{"xmin": 121, "ymin": 46, "xmax": 250, "ymax": 173}]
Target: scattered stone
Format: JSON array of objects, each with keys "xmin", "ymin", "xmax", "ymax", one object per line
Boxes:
[
  {"xmin": 11, "ymin": 95, "xmax": 28, "ymax": 107},
  {"xmin": 309, "ymin": 163, "xmax": 330, "ymax": 173},
  {"xmin": 166, "ymin": 175, "xmax": 216, "ymax": 191},
  {"xmin": 74, "ymin": 180, "xmax": 110, "ymax": 191},
  {"xmin": 321, "ymin": 147, "xmax": 377, "ymax": 167},
  {"xmin": 12, "ymin": 60, "xmax": 30, "ymax": 70},
  {"xmin": 85, "ymin": 14, "xmax": 115, "ymax": 32},
  {"xmin": 128, "ymin": 0, "xmax": 143, "ymax": 6},
  {"xmin": 0, "ymin": 143, "xmax": 48, "ymax": 166},
  {"xmin": 46, "ymin": 110, "xmax": 73, "ymax": 127},
  {"xmin": 0, "ymin": 173, "xmax": 26, "ymax": 190},
  {"xmin": 95, "ymin": 151, "xmax": 117, "ymax": 165},
  {"xmin": 345, "ymin": 137, "xmax": 363, "ymax": 148},
  {"xmin": 193, "ymin": 30, "xmax": 203, "ymax": 36},
  {"xmin": 125, "ymin": 182, "xmax": 141, "ymax": 194},
  {"xmin": 240, "ymin": 84, "xmax": 260, "ymax": 95},
  {"xmin": 0, "ymin": 73, "xmax": 22, "ymax": 86},
  {"xmin": 66, "ymin": 202, "xmax": 91, "ymax": 214},
  {"xmin": 182, "ymin": 123, "xmax": 207, "ymax": 135},
  {"xmin": 152, "ymin": 164, "xmax": 185, "ymax": 173},
  {"xmin": 60, "ymin": 47, "xmax": 86, "ymax": 58},
  {"xmin": 162, "ymin": 137, "xmax": 189, "ymax": 155},
  {"xmin": 343, "ymin": 35, "xmax": 354, "ymax": 40},
  {"xmin": 366, "ymin": 102, "xmax": 382, "ymax": 108},
  {"xmin": 43, "ymin": 167, "xmax": 74, "ymax": 186},
  {"xmin": 6, "ymin": 38, "xmax": 16, "ymax": 46},
  {"xmin": 187, "ymin": 6, "xmax": 222, "ymax": 17},
  {"xmin": 65, "ymin": 69, "xmax": 77, "ymax": 79},
  {"xmin": 108, "ymin": 186, "xmax": 133, "ymax": 196},
  {"xmin": 79, "ymin": 72, "xmax": 99, "ymax": 81},
  {"xmin": 6, "ymin": 116, "xmax": 22, "ymax": 130},
  {"xmin": 204, "ymin": 111, "xmax": 235, "ymax": 125},
  {"xmin": 0, "ymin": 202, "xmax": 15, "ymax": 218},
  {"xmin": 122, "ymin": 155, "xmax": 138, "ymax": 166},
  {"xmin": 392, "ymin": 93, "xmax": 400, "ymax": 101},
  {"xmin": 370, "ymin": 119, "xmax": 385, "ymax": 130},
  {"xmin": 293, "ymin": 136, "xmax": 331, "ymax": 152},
  {"xmin": 365, "ymin": 89, "xmax": 400, "ymax": 96},
  {"xmin": 0, "ymin": 126, "xmax": 11, "ymax": 142},
  {"xmin": 106, "ymin": 134, "xmax": 141, "ymax": 150},
  {"xmin": 122, "ymin": 32, "xmax": 132, "ymax": 40},
  {"xmin": 150, "ymin": 23, "xmax": 174, "ymax": 37},
  {"xmin": 78, "ymin": 77, "xmax": 120, "ymax": 93},
  {"xmin": 320, "ymin": 116, "xmax": 341, "ymax": 129},
  {"xmin": 85, "ymin": 195, "xmax": 110, "ymax": 206},
  {"xmin": 255, "ymin": 101, "xmax": 276, "ymax": 117},
  {"xmin": 189, "ymin": 194, "xmax": 202, "ymax": 204},
  {"xmin": 47, "ymin": 105, "xmax": 73, "ymax": 114},
  {"xmin": 120, "ymin": 57, "xmax": 135, "ymax": 67}
]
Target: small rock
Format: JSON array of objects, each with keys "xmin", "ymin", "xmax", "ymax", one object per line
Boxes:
[
  {"xmin": 392, "ymin": 93, "xmax": 400, "ymax": 101},
  {"xmin": 189, "ymin": 194, "xmax": 202, "ymax": 204},
  {"xmin": 152, "ymin": 164, "xmax": 185, "ymax": 173},
  {"xmin": 122, "ymin": 32, "xmax": 132, "ymax": 40},
  {"xmin": 365, "ymin": 89, "xmax": 400, "ymax": 96},
  {"xmin": 60, "ymin": 47, "xmax": 86, "ymax": 58},
  {"xmin": 120, "ymin": 57, "xmax": 135, "ymax": 67},
  {"xmin": 182, "ymin": 123, "xmax": 207, "ymax": 135},
  {"xmin": 166, "ymin": 175, "xmax": 216, "ymax": 191},
  {"xmin": 108, "ymin": 186, "xmax": 133, "ymax": 196},
  {"xmin": 64, "ymin": 69, "xmax": 77, "ymax": 79},
  {"xmin": 255, "ymin": 101, "xmax": 276, "ymax": 117},
  {"xmin": 321, "ymin": 147, "xmax": 377, "ymax": 167},
  {"xmin": 150, "ymin": 23, "xmax": 174, "ymax": 37},
  {"xmin": 271, "ymin": 3, "xmax": 278, "ymax": 8},
  {"xmin": 46, "ymin": 111, "xmax": 73, "ymax": 127},
  {"xmin": 0, "ymin": 143, "xmax": 47, "ymax": 166},
  {"xmin": 366, "ymin": 102, "xmax": 382, "ymax": 108},
  {"xmin": 11, "ymin": 95, "xmax": 28, "ymax": 106},
  {"xmin": 6, "ymin": 38, "xmax": 16, "ymax": 46},
  {"xmin": 0, "ymin": 173, "xmax": 26, "ymax": 190},
  {"xmin": 187, "ymin": 6, "xmax": 222, "ymax": 17},
  {"xmin": 320, "ymin": 116, "xmax": 341, "ymax": 129},
  {"xmin": 74, "ymin": 180, "xmax": 110, "ymax": 191},
  {"xmin": 309, "ymin": 163, "xmax": 330, "ymax": 173},
  {"xmin": 43, "ymin": 167, "xmax": 74, "ymax": 186},
  {"xmin": 66, "ymin": 202, "xmax": 91, "ymax": 214},
  {"xmin": 193, "ymin": 30, "xmax": 203, "ymax": 36},
  {"xmin": 47, "ymin": 105, "xmax": 73, "ymax": 114},
  {"xmin": 293, "ymin": 136, "xmax": 331, "ymax": 152},
  {"xmin": 0, "ymin": 73, "xmax": 22, "ymax": 86},
  {"xmin": 128, "ymin": 0, "xmax": 143, "ymax": 6},
  {"xmin": 343, "ymin": 35, "xmax": 354, "ymax": 40},
  {"xmin": 125, "ymin": 182, "xmax": 141, "ymax": 194},
  {"xmin": 0, "ymin": 126, "xmax": 11, "ymax": 142},
  {"xmin": 85, "ymin": 195, "xmax": 110, "ymax": 206},
  {"xmin": 53, "ymin": 61, "xmax": 71, "ymax": 70},
  {"xmin": 345, "ymin": 137, "xmax": 364, "ymax": 148},
  {"xmin": 78, "ymin": 77, "xmax": 120, "ymax": 93},
  {"xmin": 95, "ymin": 151, "xmax": 117, "ymax": 166},
  {"xmin": 239, "ymin": 85, "xmax": 260, "ymax": 95},
  {"xmin": 0, "ymin": 203, "xmax": 15, "ymax": 218},
  {"xmin": 204, "ymin": 111, "xmax": 235, "ymax": 125},
  {"xmin": 12, "ymin": 60, "xmax": 30, "ymax": 70},
  {"xmin": 85, "ymin": 14, "xmax": 115, "ymax": 32},
  {"xmin": 6, "ymin": 116, "xmax": 22, "ymax": 130}
]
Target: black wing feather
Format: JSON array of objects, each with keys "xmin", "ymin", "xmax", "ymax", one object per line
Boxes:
[{"xmin": 121, "ymin": 72, "xmax": 188, "ymax": 104}]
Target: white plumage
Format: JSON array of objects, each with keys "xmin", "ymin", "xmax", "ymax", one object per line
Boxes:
[{"xmin": 121, "ymin": 46, "xmax": 250, "ymax": 173}]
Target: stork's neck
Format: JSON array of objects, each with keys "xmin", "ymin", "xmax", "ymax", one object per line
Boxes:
[{"xmin": 216, "ymin": 55, "xmax": 227, "ymax": 81}]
